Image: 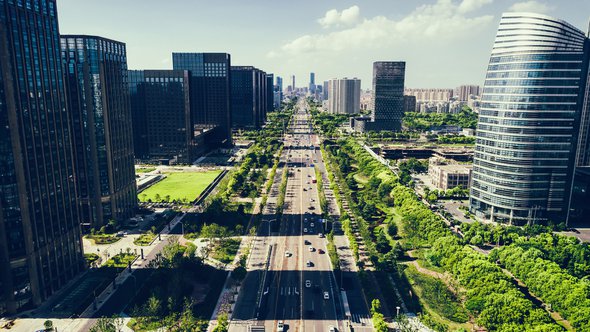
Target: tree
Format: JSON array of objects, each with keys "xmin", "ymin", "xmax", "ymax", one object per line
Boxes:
[
  {"xmin": 44, "ymin": 320, "xmax": 54, "ymax": 331},
  {"xmin": 213, "ymin": 313, "xmax": 229, "ymax": 332}
]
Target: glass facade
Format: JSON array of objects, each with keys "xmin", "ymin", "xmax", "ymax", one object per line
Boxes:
[
  {"xmin": 0, "ymin": 0, "xmax": 83, "ymax": 314},
  {"xmin": 470, "ymin": 13, "xmax": 590, "ymax": 224},
  {"xmin": 61, "ymin": 35, "xmax": 137, "ymax": 229},
  {"xmin": 230, "ymin": 66, "xmax": 269, "ymax": 129},
  {"xmin": 129, "ymin": 70, "xmax": 196, "ymax": 163},
  {"xmin": 172, "ymin": 53, "xmax": 232, "ymax": 146},
  {"xmin": 371, "ymin": 61, "xmax": 406, "ymax": 130}
]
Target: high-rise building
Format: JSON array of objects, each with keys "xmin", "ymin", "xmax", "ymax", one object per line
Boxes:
[
  {"xmin": 172, "ymin": 53, "xmax": 232, "ymax": 146},
  {"xmin": 61, "ymin": 35, "xmax": 137, "ymax": 229},
  {"xmin": 576, "ymin": 69, "xmax": 590, "ymax": 166},
  {"xmin": 455, "ymin": 85, "xmax": 481, "ymax": 102},
  {"xmin": 0, "ymin": 1, "xmax": 84, "ymax": 315},
  {"xmin": 403, "ymin": 95, "xmax": 417, "ymax": 113},
  {"xmin": 266, "ymin": 74, "xmax": 274, "ymax": 113},
  {"xmin": 291, "ymin": 75, "xmax": 296, "ymax": 91},
  {"xmin": 470, "ymin": 13, "xmax": 590, "ymax": 225},
  {"xmin": 128, "ymin": 70, "xmax": 206, "ymax": 164},
  {"xmin": 230, "ymin": 66, "xmax": 266, "ymax": 128},
  {"xmin": 371, "ymin": 61, "xmax": 406, "ymax": 130},
  {"xmin": 323, "ymin": 81, "xmax": 329, "ymax": 101},
  {"xmin": 327, "ymin": 78, "xmax": 361, "ymax": 114},
  {"xmin": 309, "ymin": 72, "xmax": 316, "ymax": 93}
]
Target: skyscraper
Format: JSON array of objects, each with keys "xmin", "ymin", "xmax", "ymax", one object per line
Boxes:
[
  {"xmin": 291, "ymin": 75, "xmax": 296, "ymax": 91},
  {"xmin": 455, "ymin": 85, "xmax": 481, "ymax": 102},
  {"xmin": 231, "ymin": 66, "xmax": 266, "ymax": 128},
  {"xmin": 266, "ymin": 73, "xmax": 274, "ymax": 113},
  {"xmin": 128, "ymin": 70, "xmax": 203, "ymax": 163},
  {"xmin": 327, "ymin": 78, "xmax": 361, "ymax": 114},
  {"xmin": 172, "ymin": 53, "xmax": 232, "ymax": 146},
  {"xmin": 470, "ymin": 13, "xmax": 590, "ymax": 224},
  {"xmin": 61, "ymin": 35, "xmax": 137, "ymax": 229},
  {"xmin": 0, "ymin": 1, "xmax": 84, "ymax": 314},
  {"xmin": 371, "ymin": 61, "xmax": 406, "ymax": 130},
  {"xmin": 309, "ymin": 72, "xmax": 316, "ymax": 93}
]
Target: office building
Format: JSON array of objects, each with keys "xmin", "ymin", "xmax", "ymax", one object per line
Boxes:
[
  {"xmin": 429, "ymin": 159, "xmax": 472, "ymax": 190},
  {"xmin": 327, "ymin": 78, "xmax": 361, "ymax": 114},
  {"xmin": 323, "ymin": 81, "xmax": 329, "ymax": 101},
  {"xmin": 353, "ymin": 61, "xmax": 406, "ymax": 132},
  {"xmin": 404, "ymin": 95, "xmax": 417, "ymax": 113},
  {"xmin": 291, "ymin": 75, "xmax": 296, "ymax": 90},
  {"xmin": 267, "ymin": 73, "xmax": 274, "ymax": 113},
  {"xmin": 469, "ymin": 13, "xmax": 590, "ymax": 224},
  {"xmin": 0, "ymin": 1, "xmax": 84, "ymax": 314},
  {"xmin": 172, "ymin": 53, "xmax": 232, "ymax": 147},
  {"xmin": 230, "ymin": 66, "xmax": 266, "ymax": 128},
  {"xmin": 61, "ymin": 35, "xmax": 137, "ymax": 229},
  {"xmin": 455, "ymin": 85, "xmax": 481, "ymax": 102},
  {"xmin": 309, "ymin": 72, "xmax": 316, "ymax": 93},
  {"xmin": 128, "ymin": 70, "xmax": 208, "ymax": 164},
  {"xmin": 569, "ymin": 167, "xmax": 590, "ymax": 225}
]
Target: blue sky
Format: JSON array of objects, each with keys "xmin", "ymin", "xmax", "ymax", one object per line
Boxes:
[{"xmin": 57, "ymin": 0, "xmax": 590, "ymax": 89}]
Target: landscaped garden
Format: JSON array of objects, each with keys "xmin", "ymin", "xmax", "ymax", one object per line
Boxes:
[{"xmin": 138, "ymin": 170, "xmax": 222, "ymax": 203}]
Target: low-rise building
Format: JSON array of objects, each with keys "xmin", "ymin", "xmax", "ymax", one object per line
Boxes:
[{"xmin": 429, "ymin": 159, "xmax": 472, "ymax": 190}]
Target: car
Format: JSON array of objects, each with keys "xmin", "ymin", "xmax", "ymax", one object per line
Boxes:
[
  {"xmin": 304, "ymin": 218, "xmax": 308, "ymax": 222},
  {"xmin": 310, "ymin": 223, "xmax": 314, "ymax": 227},
  {"xmin": 305, "ymin": 280, "xmax": 312, "ymax": 288},
  {"xmin": 306, "ymin": 260, "xmax": 313, "ymax": 267},
  {"xmin": 318, "ymin": 233, "xmax": 324, "ymax": 238},
  {"xmin": 116, "ymin": 231, "xmax": 125, "ymax": 237},
  {"xmin": 308, "ymin": 246, "xmax": 315, "ymax": 252},
  {"xmin": 318, "ymin": 249, "xmax": 324, "ymax": 254},
  {"xmin": 303, "ymin": 228, "xmax": 308, "ymax": 233},
  {"xmin": 285, "ymin": 251, "xmax": 292, "ymax": 257},
  {"xmin": 277, "ymin": 320, "xmax": 284, "ymax": 332},
  {"xmin": 309, "ymin": 206, "xmax": 315, "ymax": 210},
  {"xmin": 323, "ymin": 291, "xmax": 330, "ymax": 300},
  {"xmin": 328, "ymin": 326, "xmax": 336, "ymax": 332},
  {"xmin": 303, "ymin": 188, "xmax": 307, "ymax": 191},
  {"xmin": 310, "ymin": 198, "xmax": 314, "ymax": 202},
  {"xmin": 304, "ymin": 240, "xmax": 311, "ymax": 245}
]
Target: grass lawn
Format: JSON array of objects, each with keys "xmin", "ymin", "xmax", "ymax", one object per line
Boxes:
[
  {"xmin": 136, "ymin": 167, "xmax": 156, "ymax": 173},
  {"xmin": 104, "ymin": 253, "xmax": 137, "ymax": 268},
  {"xmin": 138, "ymin": 171, "xmax": 222, "ymax": 203},
  {"xmin": 85, "ymin": 234, "xmax": 120, "ymax": 245},
  {"xmin": 134, "ymin": 232, "xmax": 156, "ymax": 246}
]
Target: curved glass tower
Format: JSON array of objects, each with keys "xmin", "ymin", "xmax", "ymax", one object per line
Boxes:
[{"xmin": 470, "ymin": 13, "xmax": 590, "ymax": 224}]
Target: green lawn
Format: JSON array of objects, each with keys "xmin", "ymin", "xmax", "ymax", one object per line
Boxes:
[{"xmin": 138, "ymin": 171, "xmax": 222, "ymax": 203}]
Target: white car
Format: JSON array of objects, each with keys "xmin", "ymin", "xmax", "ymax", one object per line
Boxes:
[
  {"xmin": 310, "ymin": 223, "xmax": 314, "ymax": 227},
  {"xmin": 285, "ymin": 251, "xmax": 292, "ymax": 257},
  {"xmin": 323, "ymin": 291, "xmax": 330, "ymax": 300},
  {"xmin": 308, "ymin": 246, "xmax": 315, "ymax": 252},
  {"xmin": 328, "ymin": 326, "xmax": 336, "ymax": 332},
  {"xmin": 277, "ymin": 320, "xmax": 284, "ymax": 332},
  {"xmin": 303, "ymin": 228, "xmax": 308, "ymax": 233},
  {"xmin": 318, "ymin": 233, "xmax": 324, "ymax": 238},
  {"xmin": 305, "ymin": 280, "xmax": 312, "ymax": 288}
]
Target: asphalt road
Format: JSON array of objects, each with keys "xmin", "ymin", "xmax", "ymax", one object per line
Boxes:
[{"xmin": 231, "ymin": 101, "xmax": 342, "ymax": 332}]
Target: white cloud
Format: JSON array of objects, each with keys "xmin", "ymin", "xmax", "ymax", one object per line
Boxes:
[
  {"xmin": 271, "ymin": 0, "xmax": 494, "ymax": 56},
  {"xmin": 318, "ymin": 5, "xmax": 360, "ymax": 28},
  {"xmin": 508, "ymin": 1, "xmax": 552, "ymax": 14},
  {"xmin": 458, "ymin": 0, "xmax": 494, "ymax": 14}
]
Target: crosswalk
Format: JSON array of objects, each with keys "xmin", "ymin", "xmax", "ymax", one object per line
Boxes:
[{"xmin": 350, "ymin": 314, "xmax": 371, "ymax": 326}]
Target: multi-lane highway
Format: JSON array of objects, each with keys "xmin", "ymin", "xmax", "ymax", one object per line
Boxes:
[{"xmin": 231, "ymin": 100, "xmax": 355, "ymax": 332}]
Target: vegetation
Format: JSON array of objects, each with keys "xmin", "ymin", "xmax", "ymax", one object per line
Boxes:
[
  {"xmin": 127, "ymin": 241, "xmax": 221, "ymax": 331},
  {"xmin": 138, "ymin": 171, "xmax": 222, "ymax": 203},
  {"xmin": 211, "ymin": 238, "xmax": 241, "ymax": 264},
  {"xmin": 103, "ymin": 253, "xmax": 136, "ymax": 269},
  {"xmin": 135, "ymin": 167, "xmax": 157, "ymax": 173},
  {"xmin": 437, "ymin": 135, "xmax": 475, "ymax": 145},
  {"xmin": 402, "ymin": 106, "xmax": 478, "ymax": 131},
  {"xmin": 134, "ymin": 231, "xmax": 156, "ymax": 246},
  {"xmin": 85, "ymin": 253, "xmax": 100, "ymax": 267}
]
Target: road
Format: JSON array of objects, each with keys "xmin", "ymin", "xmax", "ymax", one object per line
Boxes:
[{"xmin": 231, "ymin": 100, "xmax": 342, "ymax": 332}]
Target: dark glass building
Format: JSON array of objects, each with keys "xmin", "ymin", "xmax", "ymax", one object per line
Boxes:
[
  {"xmin": 266, "ymin": 73, "xmax": 274, "ymax": 114},
  {"xmin": 230, "ymin": 66, "xmax": 267, "ymax": 129},
  {"xmin": 61, "ymin": 35, "xmax": 137, "ymax": 229},
  {"xmin": 129, "ymin": 70, "xmax": 209, "ymax": 163},
  {"xmin": 172, "ymin": 53, "xmax": 232, "ymax": 147},
  {"xmin": 470, "ymin": 13, "xmax": 590, "ymax": 224},
  {"xmin": 0, "ymin": 0, "xmax": 84, "ymax": 314},
  {"xmin": 371, "ymin": 61, "xmax": 406, "ymax": 130}
]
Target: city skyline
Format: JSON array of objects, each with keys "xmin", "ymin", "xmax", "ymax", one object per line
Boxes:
[{"xmin": 56, "ymin": 0, "xmax": 590, "ymax": 89}]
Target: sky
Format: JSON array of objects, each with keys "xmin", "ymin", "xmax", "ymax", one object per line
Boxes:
[{"xmin": 56, "ymin": 0, "xmax": 590, "ymax": 89}]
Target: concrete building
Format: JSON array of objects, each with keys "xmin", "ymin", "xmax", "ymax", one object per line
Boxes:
[
  {"xmin": 172, "ymin": 53, "xmax": 232, "ymax": 147},
  {"xmin": 327, "ymin": 78, "xmax": 361, "ymax": 114},
  {"xmin": 455, "ymin": 85, "xmax": 481, "ymax": 102},
  {"xmin": 470, "ymin": 13, "xmax": 590, "ymax": 225},
  {"xmin": 404, "ymin": 95, "xmax": 417, "ymax": 113},
  {"xmin": 0, "ymin": 0, "xmax": 84, "ymax": 315},
  {"xmin": 405, "ymin": 88, "xmax": 453, "ymax": 102},
  {"xmin": 429, "ymin": 159, "xmax": 472, "ymax": 190}
]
